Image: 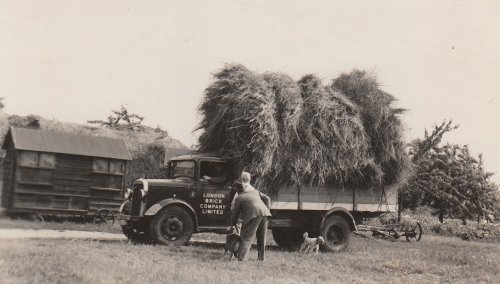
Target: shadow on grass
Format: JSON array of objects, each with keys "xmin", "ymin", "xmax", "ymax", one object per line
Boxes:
[
  {"xmin": 89, "ymin": 239, "xmax": 129, "ymax": 244},
  {"xmin": 188, "ymin": 240, "xmax": 285, "ymax": 252}
]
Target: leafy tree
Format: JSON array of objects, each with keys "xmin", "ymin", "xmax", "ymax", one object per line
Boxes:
[
  {"xmin": 408, "ymin": 121, "xmax": 458, "ymax": 164},
  {"xmin": 126, "ymin": 144, "xmax": 167, "ymax": 185},
  {"xmin": 399, "ymin": 121, "xmax": 457, "ymax": 211},
  {"xmin": 88, "ymin": 105, "xmax": 146, "ymax": 132},
  {"xmin": 88, "ymin": 106, "xmax": 169, "ymax": 136},
  {"xmin": 401, "ymin": 121, "xmax": 499, "ymax": 223},
  {"xmin": 8, "ymin": 114, "xmax": 41, "ymax": 129}
]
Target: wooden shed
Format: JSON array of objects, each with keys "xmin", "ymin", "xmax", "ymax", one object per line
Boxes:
[{"xmin": 1, "ymin": 127, "xmax": 132, "ymax": 217}]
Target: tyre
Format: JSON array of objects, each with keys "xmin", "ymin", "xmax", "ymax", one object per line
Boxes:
[
  {"xmin": 122, "ymin": 226, "xmax": 152, "ymax": 244},
  {"xmin": 149, "ymin": 206, "xmax": 193, "ymax": 246},
  {"xmin": 320, "ymin": 215, "xmax": 351, "ymax": 252},
  {"xmin": 271, "ymin": 228, "xmax": 305, "ymax": 249}
]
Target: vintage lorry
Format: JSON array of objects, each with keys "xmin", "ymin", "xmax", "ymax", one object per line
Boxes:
[{"xmin": 117, "ymin": 154, "xmax": 398, "ymax": 251}]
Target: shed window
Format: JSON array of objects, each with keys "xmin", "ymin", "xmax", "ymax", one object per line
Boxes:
[
  {"xmin": 17, "ymin": 151, "xmax": 55, "ymax": 185},
  {"xmin": 93, "ymin": 158, "xmax": 109, "ymax": 172},
  {"xmin": 92, "ymin": 158, "xmax": 125, "ymax": 189},
  {"xmin": 18, "ymin": 151, "xmax": 55, "ymax": 168},
  {"xmin": 93, "ymin": 159, "xmax": 124, "ymax": 174},
  {"xmin": 109, "ymin": 160, "xmax": 124, "ymax": 174},
  {"xmin": 19, "ymin": 151, "xmax": 38, "ymax": 167},
  {"xmin": 39, "ymin": 153, "xmax": 55, "ymax": 168}
]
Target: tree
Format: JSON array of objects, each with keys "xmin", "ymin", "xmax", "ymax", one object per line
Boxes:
[
  {"xmin": 126, "ymin": 144, "xmax": 167, "ymax": 185},
  {"xmin": 401, "ymin": 121, "xmax": 500, "ymax": 223},
  {"xmin": 8, "ymin": 114, "xmax": 41, "ymax": 129},
  {"xmin": 88, "ymin": 106, "xmax": 169, "ymax": 136},
  {"xmin": 400, "ymin": 121, "xmax": 456, "ymax": 212},
  {"xmin": 88, "ymin": 105, "xmax": 146, "ymax": 132}
]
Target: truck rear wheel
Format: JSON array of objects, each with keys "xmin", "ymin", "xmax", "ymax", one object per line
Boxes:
[
  {"xmin": 150, "ymin": 206, "xmax": 193, "ymax": 246},
  {"xmin": 321, "ymin": 215, "xmax": 351, "ymax": 252},
  {"xmin": 272, "ymin": 228, "xmax": 304, "ymax": 249}
]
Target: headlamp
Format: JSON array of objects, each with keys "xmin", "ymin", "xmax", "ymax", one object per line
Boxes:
[{"xmin": 124, "ymin": 188, "xmax": 133, "ymax": 200}]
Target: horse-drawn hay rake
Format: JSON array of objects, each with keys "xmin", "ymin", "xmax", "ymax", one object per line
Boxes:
[
  {"xmin": 356, "ymin": 213, "xmax": 423, "ymax": 242},
  {"xmin": 357, "ymin": 222, "xmax": 423, "ymax": 242}
]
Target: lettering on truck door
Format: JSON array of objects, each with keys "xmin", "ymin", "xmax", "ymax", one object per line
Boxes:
[{"xmin": 197, "ymin": 161, "xmax": 233, "ymax": 227}]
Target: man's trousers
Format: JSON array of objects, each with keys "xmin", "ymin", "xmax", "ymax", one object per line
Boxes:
[{"xmin": 237, "ymin": 216, "xmax": 268, "ymax": 261}]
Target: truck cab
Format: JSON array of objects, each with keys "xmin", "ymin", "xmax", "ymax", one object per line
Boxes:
[{"xmin": 118, "ymin": 155, "xmax": 236, "ymax": 245}]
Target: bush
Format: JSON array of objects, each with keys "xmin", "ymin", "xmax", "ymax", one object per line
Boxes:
[
  {"xmin": 362, "ymin": 207, "xmax": 500, "ymax": 242},
  {"xmin": 404, "ymin": 207, "xmax": 500, "ymax": 242}
]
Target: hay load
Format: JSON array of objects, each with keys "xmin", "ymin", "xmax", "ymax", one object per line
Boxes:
[
  {"xmin": 197, "ymin": 64, "xmax": 408, "ymax": 194},
  {"xmin": 261, "ymin": 72, "xmax": 302, "ymax": 144},
  {"xmin": 292, "ymin": 74, "xmax": 372, "ymax": 187},
  {"xmin": 331, "ymin": 70, "xmax": 409, "ymax": 185},
  {"xmin": 259, "ymin": 72, "xmax": 303, "ymax": 187},
  {"xmin": 197, "ymin": 64, "xmax": 279, "ymax": 175}
]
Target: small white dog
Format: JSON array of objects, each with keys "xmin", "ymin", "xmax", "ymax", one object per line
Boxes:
[{"xmin": 299, "ymin": 232, "xmax": 325, "ymax": 254}]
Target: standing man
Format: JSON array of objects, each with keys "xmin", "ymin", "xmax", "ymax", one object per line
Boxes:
[{"xmin": 230, "ymin": 174, "xmax": 272, "ymax": 261}]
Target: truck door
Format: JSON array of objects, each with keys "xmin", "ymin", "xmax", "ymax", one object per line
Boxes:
[{"xmin": 197, "ymin": 161, "xmax": 233, "ymax": 228}]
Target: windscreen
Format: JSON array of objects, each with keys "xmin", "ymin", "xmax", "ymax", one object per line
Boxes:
[{"xmin": 171, "ymin": 161, "xmax": 195, "ymax": 179}]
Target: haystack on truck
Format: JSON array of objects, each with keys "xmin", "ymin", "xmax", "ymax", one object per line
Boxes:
[{"xmin": 117, "ymin": 152, "xmax": 397, "ymax": 252}]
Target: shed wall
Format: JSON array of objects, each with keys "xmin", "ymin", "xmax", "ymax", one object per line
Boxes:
[
  {"xmin": 12, "ymin": 153, "xmax": 92, "ymax": 213},
  {"xmin": 1, "ymin": 146, "xmax": 15, "ymax": 208},
  {"xmin": 8, "ymin": 151, "xmax": 125, "ymax": 215}
]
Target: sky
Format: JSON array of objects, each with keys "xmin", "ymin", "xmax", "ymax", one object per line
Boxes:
[{"xmin": 1, "ymin": 0, "xmax": 499, "ymax": 182}]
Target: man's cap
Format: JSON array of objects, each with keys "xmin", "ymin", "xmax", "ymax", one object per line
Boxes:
[{"xmin": 241, "ymin": 172, "xmax": 251, "ymax": 183}]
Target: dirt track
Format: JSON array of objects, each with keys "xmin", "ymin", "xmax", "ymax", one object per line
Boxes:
[
  {"xmin": 0, "ymin": 228, "xmax": 225, "ymax": 245},
  {"xmin": 0, "ymin": 228, "xmax": 127, "ymax": 241}
]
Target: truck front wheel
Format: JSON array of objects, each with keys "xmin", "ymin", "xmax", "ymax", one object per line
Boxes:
[
  {"xmin": 122, "ymin": 227, "xmax": 152, "ymax": 244},
  {"xmin": 320, "ymin": 215, "xmax": 351, "ymax": 252},
  {"xmin": 150, "ymin": 206, "xmax": 193, "ymax": 246}
]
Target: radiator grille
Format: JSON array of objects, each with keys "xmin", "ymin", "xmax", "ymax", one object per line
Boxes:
[{"xmin": 130, "ymin": 186, "xmax": 143, "ymax": 216}]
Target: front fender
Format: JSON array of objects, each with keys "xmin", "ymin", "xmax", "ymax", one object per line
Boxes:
[
  {"xmin": 119, "ymin": 200, "xmax": 131, "ymax": 214},
  {"xmin": 321, "ymin": 207, "xmax": 357, "ymax": 231},
  {"xmin": 144, "ymin": 199, "xmax": 198, "ymax": 228}
]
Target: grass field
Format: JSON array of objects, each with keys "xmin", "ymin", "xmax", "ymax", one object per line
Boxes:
[
  {"xmin": 0, "ymin": 228, "xmax": 498, "ymax": 284},
  {"xmin": 0, "ymin": 214, "xmax": 499, "ymax": 283}
]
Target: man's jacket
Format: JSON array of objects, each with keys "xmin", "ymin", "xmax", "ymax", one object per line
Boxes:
[{"xmin": 231, "ymin": 188, "xmax": 271, "ymax": 226}]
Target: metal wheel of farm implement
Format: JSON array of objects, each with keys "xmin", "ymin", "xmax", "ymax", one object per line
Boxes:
[
  {"xmin": 94, "ymin": 209, "xmax": 115, "ymax": 224},
  {"xmin": 271, "ymin": 228, "xmax": 304, "ymax": 249},
  {"xmin": 321, "ymin": 215, "xmax": 351, "ymax": 252},
  {"xmin": 150, "ymin": 206, "xmax": 193, "ymax": 246},
  {"xmin": 405, "ymin": 222, "xmax": 422, "ymax": 242},
  {"xmin": 30, "ymin": 214, "xmax": 44, "ymax": 223}
]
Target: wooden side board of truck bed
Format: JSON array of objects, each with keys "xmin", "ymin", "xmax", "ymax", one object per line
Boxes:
[{"xmin": 269, "ymin": 184, "xmax": 398, "ymax": 212}]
